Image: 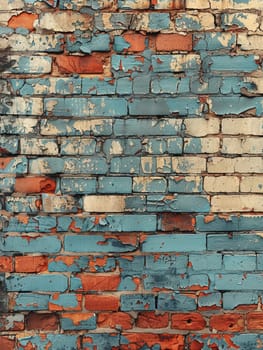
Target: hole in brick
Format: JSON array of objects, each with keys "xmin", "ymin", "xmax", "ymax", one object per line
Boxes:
[{"xmin": 186, "ymin": 319, "xmax": 192, "ymax": 324}]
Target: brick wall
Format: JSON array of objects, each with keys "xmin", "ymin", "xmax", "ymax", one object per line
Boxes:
[{"xmin": 0, "ymin": 0, "xmax": 263, "ymax": 349}]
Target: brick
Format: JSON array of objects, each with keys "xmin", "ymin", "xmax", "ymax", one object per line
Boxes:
[
  {"xmin": 8, "ymin": 12, "xmax": 38, "ymax": 31},
  {"xmin": 152, "ymin": 54, "xmax": 200, "ymax": 73},
  {"xmin": 115, "ymin": 33, "xmax": 146, "ymax": 52},
  {"xmin": 83, "ymin": 334, "xmax": 119, "ymax": 350},
  {"xmin": 121, "ymin": 333, "xmax": 184, "ymax": 350},
  {"xmin": 17, "ymin": 335, "xmax": 79, "ymax": 350},
  {"xmin": 85, "ymin": 295, "xmax": 119, "ymax": 311},
  {"xmin": 211, "ymin": 195, "xmax": 263, "ymax": 212},
  {"xmin": 0, "ymin": 314, "xmax": 24, "ymax": 331},
  {"xmin": 6, "ymin": 274, "xmax": 68, "ymax": 292},
  {"xmin": 70, "ymin": 274, "xmax": 120, "ymax": 291},
  {"xmin": 194, "ymin": 33, "xmax": 236, "ymax": 51},
  {"xmin": 130, "ymin": 13, "xmax": 171, "ymax": 32},
  {"xmin": 0, "ymin": 136, "xmax": 18, "ymax": 154},
  {"xmin": 158, "ymin": 292, "xmax": 196, "ymax": 311},
  {"xmin": 215, "ymin": 273, "xmax": 263, "ymax": 290},
  {"xmin": 221, "ymin": 13, "xmax": 259, "ymax": 31},
  {"xmin": 38, "ymin": 11, "xmax": 92, "ymax": 31},
  {"xmin": 49, "ymin": 293, "xmax": 82, "ymax": 311},
  {"xmin": 247, "ymin": 312, "xmax": 263, "ymax": 330},
  {"xmin": 160, "ymin": 213, "xmax": 195, "ymax": 232},
  {"xmin": 171, "ymin": 312, "xmax": 206, "ymax": 330},
  {"xmin": 156, "ymin": 33, "xmax": 192, "ymax": 51},
  {"xmin": 136, "ymin": 311, "xmax": 169, "ymax": 328},
  {"xmin": 175, "ymin": 12, "xmax": 215, "ymax": 31},
  {"xmin": 95, "ymin": 13, "xmax": 132, "ymax": 31},
  {"xmin": 13, "ymin": 293, "xmax": 50, "ymax": 311},
  {"xmin": 198, "ymin": 292, "xmax": 221, "ymax": 310},
  {"xmin": 222, "ymin": 118, "xmax": 263, "ymax": 135},
  {"xmin": 0, "ymin": 157, "xmax": 27, "ymax": 174},
  {"xmin": 98, "ymin": 177, "xmax": 132, "ymax": 194},
  {"xmin": 42, "ymin": 194, "xmax": 80, "ymax": 213},
  {"xmin": 0, "ymin": 97, "xmax": 43, "ymax": 115},
  {"xmin": 0, "ymin": 336, "xmax": 15, "ymax": 350},
  {"xmin": 186, "ymin": 0, "xmax": 210, "ymax": 9},
  {"xmin": 222, "ymin": 137, "xmax": 263, "ymax": 154},
  {"xmin": 0, "ymin": 116, "xmax": 38, "ymax": 134},
  {"xmin": 241, "ymin": 176, "xmax": 263, "ymax": 193},
  {"xmin": 121, "ymin": 294, "xmax": 155, "ymax": 311},
  {"xmin": 97, "ymin": 312, "xmax": 133, "ymax": 330},
  {"xmin": 184, "ymin": 137, "xmax": 220, "ymax": 153},
  {"xmin": 0, "ymin": 257, "xmax": 13, "ymax": 272},
  {"xmin": 184, "ymin": 118, "xmax": 220, "ymax": 137},
  {"xmin": 15, "ymin": 256, "xmax": 48, "ymax": 273},
  {"xmin": 223, "ymin": 254, "xmax": 256, "ymax": 271},
  {"xmin": 8, "ymin": 34, "xmax": 64, "ymax": 52},
  {"xmin": 210, "ymin": 313, "xmax": 244, "ymax": 332},
  {"xmin": 223, "ymin": 292, "xmax": 258, "ymax": 310},
  {"xmin": 239, "ymin": 34, "xmax": 263, "ymax": 51},
  {"xmin": 55, "ymin": 55, "xmax": 104, "ymax": 74},
  {"xmin": 26, "ymin": 312, "xmax": 59, "ymax": 331},
  {"xmin": 204, "ymin": 176, "xmax": 239, "ymax": 193},
  {"xmin": 189, "ymin": 253, "xmax": 222, "ymax": 271},
  {"xmin": 207, "ymin": 157, "xmax": 263, "ymax": 173},
  {"xmin": 208, "ymin": 233, "xmax": 263, "ymax": 251},
  {"xmin": 83, "ymin": 195, "xmax": 125, "ymax": 212},
  {"xmin": 168, "ymin": 176, "xmax": 202, "ymax": 193},
  {"xmin": 209, "ymin": 96, "xmax": 263, "ymax": 115},
  {"xmin": 60, "ymin": 312, "xmax": 96, "ymax": 330},
  {"xmin": 2, "ymin": 0, "xmax": 24, "ymax": 9},
  {"xmin": 15, "ymin": 176, "xmax": 56, "ymax": 194}
]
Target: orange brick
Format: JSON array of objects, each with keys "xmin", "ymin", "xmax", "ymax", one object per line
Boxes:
[
  {"xmin": 136, "ymin": 311, "xmax": 169, "ymax": 328},
  {"xmin": 247, "ymin": 312, "xmax": 263, "ymax": 330},
  {"xmin": 15, "ymin": 177, "xmax": 56, "ymax": 194},
  {"xmin": 209, "ymin": 313, "xmax": 244, "ymax": 332},
  {"xmin": 0, "ymin": 257, "xmax": 13, "ymax": 272},
  {"xmin": 75, "ymin": 274, "xmax": 120, "ymax": 291},
  {"xmin": 8, "ymin": 12, "xmax": 38, "ymax": 31},
  {"xmin": 55, "ymin": 55, "xmax": 104, "ymax": 74},
  {"xmin": 85, "ymin": 295, "xmax": 119, "ymax": 311},
  {"xmin": 97, "ymin": 312, "xmax": 133, "ymax": 330},
  {"xmin": 123, "ymin": 33, "xmax": 146, "ymax": 52},
  {"xmin": 15, "ymin": 256, "xmax": 48, "ymax": 273},
  {"xmin": 156, "ymin": 34, "xmax": 192, "ymax": 51},
  {"xmin": 171, "ymin": 312, "xmax": 206, "ymax": 330}
]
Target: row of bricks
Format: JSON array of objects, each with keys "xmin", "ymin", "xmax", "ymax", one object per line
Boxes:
[
  {"xmin": 2, "ymin": 232, "xmax": 263, "ymax": 253},
  {"xmin": 1, "ymin": 156, "xmax": 262, "ymax": 175},
  {"xmin": 1, "ymin": 175, "xmax": 262, "ymax": 195},
  {"xmin": 5, "ymin": 75, "xmax": 256, "ymax": 96},
  {"xmin": 2, "ymin": 332, "xmax": 263, "ymax": 350},
  {"xmin": 1, "ymin": 136, "xmax": 262, "ymax": 156},
  {"xmin": 1, "ymin": 53, "xmax": 262, "ymax": 76},
  {"xmin": 2, "ymin": 96, "xmax": 263, "ymax": 116},
  {"xmin": 6, "ymin": 290, "xmax": 263, "ymax": 311},
  {"xmin": 2, "ymin": 253, "xmax": 263, "ymax": 273},
  {"xmin": 2, "ymin": 310, "xmax": 263, "ymax": 332},
  {"xmin": 5, "ymin": 0, "xmax": 263, "ymax": 10},
  {"xmin": 2, "ymin": 11, "xmax": 263, "ymax": 34},
  {"xmin": 1, "ymin": 213, "xmax": 263, "ymax": 232},
  {"xmin": 1, "ymin": 117, "xmax": 262, "ymax": 137},
  {"xmin": 1, "ymin": 193, "xmax": 263, "ymax": 213}
]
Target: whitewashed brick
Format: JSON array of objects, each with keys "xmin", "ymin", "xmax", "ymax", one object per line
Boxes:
[
  {"xmin": 83, "ymin": 195, "xmax": 125, "ymax": 212},
  {"xmin": 222, "ymin": 137, "xmax": 263, "ymax": 154},
  {"xmin": 38, "ymin": 12, "xmax": 92, "ymax": 32},
  {"xmin": 222, "ymin": 118, "xmax": 263, "ymax": 135},
  {"xmin": 186, "ymin": 0, "xmax": 210, "ymax": 9},
  {"xmin": 241, "ymin": 176, "xmax": 263, "ymax": 193},
  {"xmin": 172, "ymin": 156, "xmax": 206, "ymax": 173},
  {"xmin": 184, "ymin": 118, "xmax": 220, "ymax": 137},
  {"xmin": 204, "ymin": 176, "xmax": 239, "ymax": 193},
  {"xmin": 238, "ymin": 34, "xmax": 263, "ymax": 50},
  {"xmin": 211, "ymin": 195, "xmax": 263, "ymax": 212}
]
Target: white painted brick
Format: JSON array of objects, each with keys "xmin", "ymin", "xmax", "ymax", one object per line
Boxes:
[
  {"xmin": 20, "ymin": 138, "xmax": 59, "ymax": 156},
  {"xmin": 8, "ymin": 34, "xmax": 63, "ymax": 52},
  {"xmin": 222, "ymin": 137, "xmax": 263, "ymax": 154},
  {"xmin": 211, "ymin": 195, "xmax": 263, "ymax": 212},
  {"xmin": 208, "ymin": 157, "xmax": 263, "ymax": 173},
  {"xmin": 118, "ymin": 0, "xmax": 150, "ymax": 8},
  {"xmin": 184, "ymin": 118, "xmax": 220, "ymax": 137},
  {"xmin": 222, "ymin": 118, "xmax": 263, "ymax": 135},
  {"xmin": 241, "ymin": 176, "xmax": 263, "ymax": 193},
  {"xmin": 38, "ymin": 12, "xmax": 92, "ymax": 32},
  {"xmin": 2, "ymin": 0, "xmax": 24, "ymax": 10},
  {"xmin": 172, "ymin": 156, "xmax": 206, "ymax": 173},
  {"xmin": 238, "ymin": 34, "xmax": 263, "ymax": 51},
  {"xmin": 186, "ymin": 0, "xmax": 210, "ymax": 9},
  {"xmin": 204, "ymin": 176, "xmax": 239, "ymax": 192},
  {"xmin": 185, "ymin": 137, "xmax": 220, "ymax": 153},
  {"xmin": 224, "ymin": 13, "xmax": 259, "ymax": 31},
  {"xmin": 211, "ymin": 0, "xmax": 263, "ymax": 10},
  {"xmin": 2, "ymin": 97, "xmax": 43, "ymax": 116},
  {"xmin": 176, "ymin": 12, "xmax": 215, "ymax": 31},
  {"xmin": 83, "ymin": 195, "xmax": 125, "ymax": 212}
]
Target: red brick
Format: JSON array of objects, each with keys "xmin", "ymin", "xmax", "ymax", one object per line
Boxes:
[
  {"xmin": 209, "ymin": 313, "xmax": 244, "ymax": 332},
  {"xmin": 75, "ymin": 274, "xmax": 120, "ymax": 291},
  {"xmin": 123, "ymin": 34, "xmax": 146, "ymax": 52},
  {"xmin": 171, "ymin": 312, "xmax": 206, "ymax": 330},
  {"xmin": 120, "ymin": 333, "xmax": 184, "ymax": 350},
  {"xmin": 156, "ymin": 34, "xmax": 192, "ymax": 51},
  {"xmin": 0, "ymin": 336, "xmax": 15, "ymax": 350},
  {"xmin": 8, "ymin": 12, "xmax": 38, "ymax": 31},
  {"xmin": 85, "ymin": 295, "xmax": 119, "ymax": 311},
  {"xmin": 0, "ymin": 256, "xmax": 13, "ymax": 272},
  {"xmin": 136, "ymin": 311, "xmax": 169, "ymax": 328},
  {"xmin": 247, "ymin": 312, "xmax": 263, "ymax": 330},
  {"xmin": 160, "ymin": 213, "xmax": 196, "ymax": 231},
  {"xmin": 15, "ymin": 256, "xmax": 48, "ymax": 273},
  {"xmin": 97, "ymin": 312, "xmax": 133, "ymax": 330},
  {"xmin": 15, "ymin": 177, "xmax": 56, "ymax": 194},
  {"xmin": 26, "ymin": 313, "xmax": 59, "ymax": 331},
  {"xmin": 55, "ymin": 55, "xmax": 104, "ymax": 74}
]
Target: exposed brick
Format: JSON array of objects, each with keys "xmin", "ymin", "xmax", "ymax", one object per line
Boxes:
[
  {"xmin": 26, "ymin": 312, "xmax": 59, "ymax": 330},
  {"xmin": 15, "ymin": 256, "xmax": 48, "ymax": 273},
  {"xmin": 247, "ymin": 312, "xmax": 263, "ymax": 330},
  {"xmin": 156, "ymin": 34, "xmax": 192, "ymax": 51},
  {"xmin": 123, "ymin": 33, "xmax": 146, "ymax": 52},
  {"xmin": 160, "ymin": 213, "xmax": 196, "ymax": 231},
  {"xmin": 171, "ymin": 312, "xmax": 206, "ymax": 330},
  {"xmin": 136, "ymin": 311, "xmax": 169, "ymax": 328},
  {"xmin": 0, "ymin": 257, "xmax": 13, "ymax": 272},
  {"xmin": 85, "ymin": 295, "xmax": 119, "ymax": 311},
  {"xmin": 97, "ymin": 312, "xmax": 133, "ymax": 330},
  {"xmin": 209, "ymin": 313, "xmax": 244, "ymax": 332},
  {"xmin": 8, "ymin": 12, "xmax": 38, "ymax": 31},
  {"xmin": 15, "ymin": 177, "xmax": 56, "ymax": 194},
  {"xmin": 0, "ymin": 336, "xmax": 15, "ymax": 350},
  {"xmin": 55, "ymin": 55, "xmax": 104, "ymax": 74}
]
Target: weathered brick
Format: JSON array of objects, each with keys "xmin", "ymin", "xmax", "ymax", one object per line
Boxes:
[
  {"xmin": 55, "ymin": 55, "xmax": 104, "ymax": 74},
  {"xmin": 156, "ymin": 33, "xmax": 192, "ymax": 51},
  {"xmin": 211, "ymin": 195, "xmax": 263, "ymax": 212},
  {"xmin": 221, "ymin": 12, "xmax": 259, "ymax": 31},
  {"xmin": 209, "ymin": 313, "xmax": 244, "ymax": 332},
  {"xmin": 38, "ymin": 11, "xmax": 92, "ymax": 31},
  {"xmin": 175, "ymin": 12, "xmax": 215, "ymax": 31},
  {"xmin": 171, "ymin": 312, "xmax": 206, "ymax": 330},
  {"xmin": 26, "ymin": 312, "xmax": 59, "ymax": 331},
  {"xmin": 204, "ymin": 176, "xmax": 239, "ymax": 192},
  {"xmin": 60, "ymin": 312, "xmax": 96, "ymax": 330},
  {"xmin": 240, "ymin": 176, "xmax": 263, "ymax": 193},
  {"xmin": 8, "ymin": 34, "xmax": 64, "ymax": 52}
]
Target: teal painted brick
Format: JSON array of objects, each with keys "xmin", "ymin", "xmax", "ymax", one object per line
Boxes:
[
  {"xmin": 5, "ymin": 196, "xmax": 41, "ymax": 213},
  {"xmin": 146, "ymin": 194, "xmax": 210, "ymax": 212},
  {"xmin": 125, "ymin": 195, "xmax": 146, "ymax": 211},
  {"xmin": 95, "ymin": 13, "xmax": 132, "ymax": 31},
  {"xmin": 49, "ymin": 257, "xmax": 89, "ymax": 272},
  {"xmin": 143, "ymin": 138, "xmax": 167, "ymax": 155},
  {"xmin": 220, "ymin": 76, "xmax": 254, "ymax": 94},
  {"xmin": 133, "ymin": 76, "xmax": 150, "ymax": 94},
  {"xmin": 223, "ymin": 254, "xmax": 256, "ymax": 271},
  {"xmin": 66, "ymin": 34, "xmax": 110, "ymax": 53},
  {"xmin": 119, "ymin": 276, "xmax": 138, "ymax": 291},
  {"xmin": 204, "ymin": 55, "xmax": 258, "ymax": 72},
  {"xmin": 114, "ymin": 36, "xmax": 130, "ymax": 52},
  {"xmin": 175, "ymin": 14, "xmax": 202, "ymax": 31},
  {"xmin": 210, "ymin": 96, "xmax": 263, "ymax": 115},
  {"xmin": 151, "ymin": 77, "xmax": 190, "ymax": 94},
  {"xmin": 103, "ymin": 139, "xmax": 141, "ymax": 156},
  {"xmin": 82, "ymin": 77, "xmax": 116, "ymax": 95},
  {"xmin": 60, "ymin": 138, "xmax": 96, "ymax": 155},
  {"xmin": 110, "ymin": 157, "xmax": 140, "ymax": 174},
  {"xmin": 8, "ymin": 56, "xmax": 52, "ymax": 74},
  {"xmin": 0, "ymin": 177, "xmax": 15, "ymax": 193},
  {"xmin": 61, "ymin": 177, "xmax": 96, "ymax": 194},
  {"xmin": 190, "ymin": 77, "xmax": 221, "ymax": 94},
  {"xmin": 146, "ymin": 255, "xmax": 188, "ymax": 273},
  {"xmin": 166, "ymin": 137, "xmax": 183, "ymax": 154},
  {"xmin": 120, "ymin": 294, "xmax": 155, "ymax": 311},
  {"xmin": 0, "ymin": 156, "xmax": 27, "ymax": 174},
  {"xmin": 41, "ymin": 118, "xmax": 113, "ymax": 136},
  {"xmin": 98, "ymin": 177, "xmax": 132, "ymax": 193},
  {"xmin": 0, "ymin": 137, "xmax": 18, "ymax": 154},
  {"xmin": 221, "ymin": 12, "xmax": 255, "ymax": 30},
  {"xmin": 194, "ymin": 33, "xmax": 236, "ymax": 50},
  {"xmin": 152, "ymin": 55, "xmax": 200, "ymax": 73},
  {"xmin": 142, "ymin": 234, "xmax": 206, "ymax": 252},
  {"xmin": 215, "ymin": 273, "xmax": 263, "ymax": 290},
  {"xmin": 169, "ymin": 177, "xmax": 202, "ymax": 193},
  {"xmin": 133, "ymin": 177, "xmax": 167, "ymax": 193},
  {"xmin": 129, "ymin": 98, "xmax": 200, "ymax": 116},
  {"xmin": 208, "ymin": 234, "xmax": 263, "ymax": 251},
  {"xmin": 239, "ymin": 215, "xmax": 263, "ymax": 230},
  {"xmin": 116, "ymin": 77, "xmax": 133, "ymax": 95},
  {"xmin": 6, "ymin": 274, "xmax": 68, "ymax": 292},
  {"xmin": 0, "ymin": 116, "xmax": 38, "ymax": 135},
  {"xmin": 189, "ymin": 254, "xmax": 222, "ymax": 271},
  {"xmin": 114, "ymin": 118, "xmax": 182, "ymax": 136},
  {"xmin": 17, "ymin": 335, "xmax": 79, "ymax": 350},
  {"xmin": 196, "ymin": 215, "xmax": 239, "ymax": 232},
  {"xmin": 61, "ymin": 314, "xmax": 96, "ymax": 330},
  {"xmin": 198, "ymin": 292, "xmax": 221, "ymax": 309},
  {"xmin": 49, "ymin": 293, "xmax": 81, "ymax": 309},
  {"xmin": 119, "ymin": 256, "xmax": 145, "ymax": 274},
  {"xmin": 112, "ymin": 55, "xmax": 150, "ymax": 73},
  {"xmin": 0, "ymin": 235, "xmax": 61, "ymax": 253},
  {"xmin": 158, "ymin": 292, "xmax": 196, "ymax": 311},
  {"xmin": 14, "ymin": 293, "xmax": 50, "ymax": 311},
  {"xmin": 223, "ymin": 292, "xmax": 259, "ymax": 309},
  {"xmin": 44, "ymin": 98, "xmax": 127, "ymax": 117},
  {"xmin": 64, "ymin": 235, "xmax": 138, "ymax": 253},
  {"xmin": 4, "ymin": 216, "xmax": 56, "ymax": 233},
  {"xmin": 82, "ymin": 334, "xmax": 119, "ymax": 350}
]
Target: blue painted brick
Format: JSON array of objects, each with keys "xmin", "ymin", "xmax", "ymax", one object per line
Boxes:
[
  {"xmin": 118, "ymin": 256, "xmax": 145, "ymax": 274},
  {"xmin": 82, "ymin": 334, "xmax": 120, "ymax": 350},
  {"xmin": 194, "ymin": 33, "xmax": 236, "ymax": 51},
  {"xmin": 0, "ymin": 156, "xmax": 27, "ymax": 174},
  {"xmin": 98, "ymin": 177, "xmax": 132, "ymax": 193},
  {"xmin": 169, "ymin": 176, "xmax": 202, "ymax": 193},
  {"xmin": 151, "ymin": 55, "xmax": 200, "ymax": 73},
  {"xmin": 114, "ymin": 36, "xmax": 130, "ymax": 52},
  {"xmin": 223, "ymin": 292, "xmax": 259, "ymax": 309},
  {"xmin": 0, "ymin": 177, "xmax": 15, "ymax": 193},
  {"xmin": 145, "ymin": 255, "xmax": 188, "ymax": 273},
  {"xmin": 198, "ymin": 292, "xmax": 221, "ymax": 309},
  {"xmin": 208, "ymin": 234, "xmax": 263, "ymax": 251},
  {"xmin": 61, "ymin": 177, "xmax": 97, "ymax": 194},
  {"xmin": 66, "ymin": 33, "xmax": 110, "ymax": 53},
  {"xmin": 118, "ymin": 276, "xmax": 138, "ymax": 291},
  {"xmin": 0, "ymin": 235, "xmax": 61, "ymax": 253},
  {"xmin": 17, "ymin": 335, "xmax": 79, "ymax": 350},
  {"xmin": 257, "ymin": 254, "xmax": 263, "ymax": 270},
  {"xmin": 103, "ymin": 139, "xmax": 141, "ymax": 156},
  {"xmin": 116, "ymin": 77, "xmax": 133, "ymax": 95},
  {"xmin": 133, "ymin": 76, "xmax": 150, "ymax": 94},
  {"xmin": 189, "ymin": 254, "xmax": 222, "ymax": 271},
  {"xmin": 60, "ymin": 138, "xmax": 96, "ymax": 155},
  {"xmin": 95, "ymin": 13, "xmax": 132, "ymax": 31},
  {"xmin": 125, "ymin": 195, "xmax": 146, "ymax": 211},
  {"xmin": 145, "ymin": 13, "xmax": 171, "ymax": 31},
  {"xmin": 60, "ymin": 313, "xmax": 96, "ymax": 330},
  {"xmin": 158, "ymin": 292, "xmax": 196, "ymax": 311},
  {"xmin": 0, "ymin": 137, "xmax": 18, "ymax": 154},
  {"xmin": 49, "ymin": 293, "xmax": 82, "ymax": 309},
  {"xmin": 196, "ymin": 215, "xmax": 239, "ymax": 232},
  {"xmin": 223, "ymin": 254, "xmax": 256, "ymax": 271},
  {"xmin": 6, "ymin": 274, "xmax": 68, "ymax": 292},
  {"xmin": 151, "ymin": 77, "xmax": 190, "ymax": 94},
  {"xmin": 120, "ymin": 294, "xmax": 155, "ymax": 311},
  {"xmin": 5, "ymin": 196, "xmax": 40, "ymax": 213},
  {"xmin": 142, "ymin": 234, "xmax": 206, "ymax": 252},
  {"xmin": 110, "ymin": 157, "xmax": 140, "ymax": 174},
  {"xmin": 4, "ymin": 216, "xmax": 56, "ymax": 233},
  {"xmin": 44, "ymin": 97, "xmax": 127, "ymax": 117},
  {"xmin": 210, "ymin": 96, "xmax": 263, "ymax": 116},
  {"xmin": 215, "ymin": 273, "xmax": 263, "ymax": 290},
  {"xmin": 166, "ymin": 138, "xmax": 183, "ymax": 154},
  {"xmin": 8, "ymin": 56, "xmax": 52, "ymax": 74},
  {"xmin": 14, "ymin": 293, "xmax": 50, "ymax": 311},
  {"xmin": 49, "ymin": 256, "xmax": 89, "ymax": 272},
  {"xmin": 112, "ymin": 55, "xmax": 150, "ymax": 73},
  {"xmin": 204, "ymin": 55, "xmax": 258, "ymax": 72},
  {"xmin": 82, "ymin": 77, "xmax": 116, "ymax": 95}
]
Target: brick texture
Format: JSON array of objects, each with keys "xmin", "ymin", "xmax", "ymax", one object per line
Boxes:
[{"xmin": 0, "ymin": 0, "xmax": 263, "ymax": 348}]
